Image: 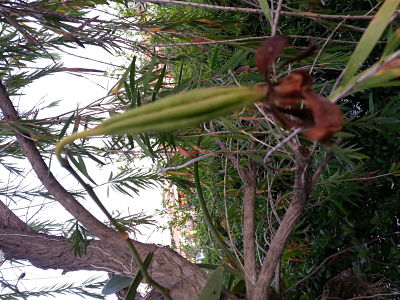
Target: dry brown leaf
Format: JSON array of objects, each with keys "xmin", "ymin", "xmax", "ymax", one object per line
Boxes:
[
  {"xmin": 255, "ymin": 35, "xmax": 288, "ymax": 78},
  {"xmin": 197, "ymin": 18, "xmax": 222, "ymax": 27},
  {"xmin": 59, "ymin": 31, "xmax": 85, "ymax": 48},
  {"xmin": 255, "ymin": 37, "xmax": 343, "ymax": 144},
  {"xmin": 376, "ymin": 58, "xmax": 400, "ymax": 75},
  {"xmin": 302, "ymin": 93, "xmax": 343, "ymax": 144}
]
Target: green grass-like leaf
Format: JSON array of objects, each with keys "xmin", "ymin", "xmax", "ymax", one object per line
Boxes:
[
  {"xmin": 198, "ymin": 266, "xmax": 224, "ymax": 300},
  {"xmin": 340, "ymin": 0, "xmax": 400, "ymax": 85},
  {"xmin": 257, "ymin": 0, "xmax": 273, "ymax": 27}
]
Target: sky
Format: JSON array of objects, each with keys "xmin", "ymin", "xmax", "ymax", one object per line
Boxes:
[{"xmin": 0, "ymin": 41, "xmax": 171, "ymax": 299}]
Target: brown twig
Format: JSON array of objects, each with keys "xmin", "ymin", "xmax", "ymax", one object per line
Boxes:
[
  {"xmin": 240, "ymin": 160, "xmax": 258, "ymax": 293},
  {"xmin": 347, "ymin": 293, "xmax": 400, "ymax": 300},
  {"xmin": 311, "ymin": 137, "xmax": 344, "ymax": 187},
  {"xmin": 271, "ymin": 0, "xmax": 284, "ymax": 36},
  {"xmin": 146, "ymin": 34, "xmax": 360, "ymax": 48},
  {"xmin": 136, "ymin": 0, "xmax": 380, "ymax": 20},
  {"xmin": 253, "ymin": 145, "xmax": 313, "ymax": 299}
]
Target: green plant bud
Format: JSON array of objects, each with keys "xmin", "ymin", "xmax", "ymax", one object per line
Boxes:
[{"xmin": 56, "ymin": 86, "xmax": 266, "ymax": 163}]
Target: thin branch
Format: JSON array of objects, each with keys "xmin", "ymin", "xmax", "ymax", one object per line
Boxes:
[
  {"xmin": 284, "ymin": 247, "xmax": 352, "ymax": 294},
  {"xmin": 310, "ymin": 18, "xmax": 348, "ymax": 74},
  {"xmin": 136, "ymin": 0, "xmax": 380, "ymax": 20},
  {"xmin": 347, "ymin": 293, "xmax": 400, "ymax": 300},
  {"xmin": 317, "ymin": 172, "xmax": 395, "ymax": 185},
  {"xmin": 264, "ymin": 128, "xmax": 303, "ymax": 164},
  {"xmin": 271, "ymin": 0, "xmax": 283, "ymax": 36},
  {"xmin": 253, "ymin": 146, "xmax": 313, "ymax": 299},
  {"xmin": 146, "ymin": 34, "xmax": 360, "ymax": 48},
  {"xmin": 159, "ymin": 153, "xmax": 215, "ymax": 174},
  {"xmin": 311, "ymin": 137, "xmax": 343, "ymax": 187},
  {"xmin": 330, "ymin": 49, "xmax": 400, "ymax": 103},
  {"xmin": 208, "ymin": 122, "xmax": 241, "ymax": 170},
  {"xmin": 0, "ymin": 80, "xmax": 118, "ymax": 243}
]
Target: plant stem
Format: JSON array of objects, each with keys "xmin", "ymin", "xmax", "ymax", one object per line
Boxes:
[{"xmin": 193, "ymin": 161, "xmax": 243, "ymax": 272}]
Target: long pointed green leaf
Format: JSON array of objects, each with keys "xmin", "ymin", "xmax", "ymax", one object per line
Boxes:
[
  {"xmin": 341, "ymin": 0, "xmax": 400, "ymax": 85},
  {"xmin": 124, "ymin": 81, "xmax": 132, "ymax": 103},
  {"xmin": 129, "ymin": 56, "xmax": 136, "ymax": 93},
  {"xmin": 383, "ymin": 27, "xmax": 400, "ymax": 57},
  {"xmin": 219, "ymin": 50, "xmax": 249, "ymax": 74},
  {"xmin": 152, "ymin": 64, "xmax": 166, "ymax": 102},
  {"xmin": 67, "ymin": 152, "xmax": 97, "ymax": 185},
  {"xmin": 58, "ymin": 113, "xmax": 75, "ymax": 139},
  {"xmin": 199, "ymin": 266, "xmax": 224, "ymax": 300},
  {"xmin": 257, "ymin": 0, "xmax": 273, "ymax": 26},
  {"xmin": 125, "ymin": 252, "xmax": 154, "ymax": 300},
  {"xmin": 142, "ymin": 56, "xmax": 157, "ymax": 94}
]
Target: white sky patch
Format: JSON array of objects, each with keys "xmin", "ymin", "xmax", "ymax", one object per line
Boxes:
[{"xmin": 1, "ymin": 39, "xmax": 170, "ymax": 299}]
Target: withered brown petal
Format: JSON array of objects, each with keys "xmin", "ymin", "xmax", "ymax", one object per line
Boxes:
[
  {"xmin": 271, "ymin": 70, "xmax": 313, "ymax": 102},
  {"xmin": 256, "ymin": 35, "xmax": 288, "ymax": 78},
  {"xmin": 302, "ymin": 93, "xmax": 343, "ymax": 144}
]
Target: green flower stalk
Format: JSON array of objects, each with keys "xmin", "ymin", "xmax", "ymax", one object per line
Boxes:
[{"xmin": 56, "ymin": 86, "xmax": 266, "ymax": 164}]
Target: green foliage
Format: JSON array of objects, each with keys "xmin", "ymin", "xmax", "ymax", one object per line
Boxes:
[
  {"xmin": 2, "ymin": 0, "xmax": 400, "ymax": 299},
  {"xmin": 67, "ymin": 221, "xmax": 89, "ymax": 257},
  {"xmin": 125, "ymin": 252, "xmax": 154, "ymax": 300},
  {"xmin": 199, "ymin": 266, "xmax": 224, "ymax": 300},
  {"xmin": 105, "ymin": 167, "xmax": 160, "ymax": 197},
  {"xmin": 128, "ymin": 0, "xmax": 400, "ymax": 298},
  {"xmin": 0, "ymin": 276, "xmax": 107, "ymax": 300}
]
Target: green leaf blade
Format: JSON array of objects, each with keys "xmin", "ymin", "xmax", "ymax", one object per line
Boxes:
[
  {"xmin": 257, "ymin": 0, "xmax": 273, "ymax": 26},
  {"xmin": 341, "ymin": 0, "xmax": 400, "ymax": 85},
  {"xmin": 199, "ymin": 266, "xmax": 224, "ymax": 300}
]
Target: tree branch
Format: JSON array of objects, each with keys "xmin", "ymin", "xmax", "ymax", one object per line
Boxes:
[
  {"xmin": 0, "ymin": 200, "xmax": 33, "ymax": 232},
  {"xmin": 136, "ymin": 0, "xmax": 379, "ymax": 20},
  {"xmin": 253, "ymin": 145, "xmax": 313, "ymax": 300},
  {"xmin": 0, "ymin": 80, "xmax": 118, "ymax": 242},
  {"xmin": 0, "ymin": 228, "xmax": 134, "ymax": 274},
  {"xmin": 240, "ymin": 160, "xmax": 258, "ymax": 296}
]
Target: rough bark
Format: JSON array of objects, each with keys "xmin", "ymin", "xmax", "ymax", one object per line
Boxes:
[
  {"xmin": 0, "ymin": 226, "xmax": 209, "ymax": 299},
  {"xmin": 0, "ymin": 195, "xmax": 210, "ymax": 300},
  {"xmin": 240, "ymin": 162, "xmax": 258, "ymax": 298}
]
